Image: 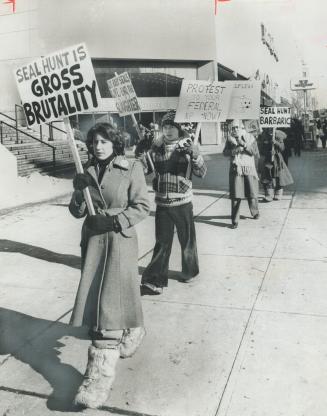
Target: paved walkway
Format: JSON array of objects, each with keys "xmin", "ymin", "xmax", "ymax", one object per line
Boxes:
[{"xmin": 0, "ymin": 149, "xmax": 326, "ymax": 416}]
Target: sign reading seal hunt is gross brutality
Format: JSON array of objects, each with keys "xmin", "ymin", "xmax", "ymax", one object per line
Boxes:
[
  {"xmin": 107, "ymin": 72, "xmax": 141, "ymax": 116},
  {"xmin": 260, "ymin": 107, "xmax": 291, "ymax": 127},
  {"xmin": 14, "ymin": 43, "xmax": 101, "ymax": 126},
  {"xmin": 174, "ymin": 80, "xmax": 232, "ymax": 123}
]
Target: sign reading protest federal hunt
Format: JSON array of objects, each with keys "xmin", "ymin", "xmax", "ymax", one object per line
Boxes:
[
  {"xmin": 260, "ymin": 107, "xmax": 291, "ymax": 127},
  {"xmin": 14, "ymin": 43, "xmax": 101, "ymax": 127},
  {"xmin": 225, "ymin": 81, "xmax": 261, "ymax": 120},
  {"xmin": 174, "ymin": 80, "xmax": 232, "ymax": 123},
  {"xmin": 107, "ymin": 72, "xmax": 141, "ymax": 116}
]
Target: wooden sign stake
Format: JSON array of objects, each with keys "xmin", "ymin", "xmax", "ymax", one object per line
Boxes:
[{"xmin": 64, "ymin": 117, "xmax": 95, "ymax": 216}]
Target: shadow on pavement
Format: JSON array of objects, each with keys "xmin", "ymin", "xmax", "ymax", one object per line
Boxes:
[
  {"xmin": 0, "ymin": 307, "xmax": 88, "ymax": 412},
  {"xmin": 195, "ymin": 215, "xmax": 232, "ymax": 228},
  {"xmin": 0, "ymin": 239, "xmax": 81, "ymax": 270}
]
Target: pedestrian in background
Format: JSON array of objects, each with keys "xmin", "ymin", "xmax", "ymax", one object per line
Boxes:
[
  {"xmin": 137, "ymin": 110, "xmax": 207, "ymax": 295},
  {"xmin": 321, "ymin": 119, "xmax": 327, "ymax": 149},
  {"xmin": 223, "ymin": 119, "xmax": 260, "ymax": 229},
  {"xmin": 290, "ymin": 117, "xmax": 304, "ymax": 156},
  {"xmin": 258, "ymin": 128, "xmax": 294, "ymax": 202},
  {"xmin": 69, "ymin": 122, "xmax": 150, "ymax": 409}
]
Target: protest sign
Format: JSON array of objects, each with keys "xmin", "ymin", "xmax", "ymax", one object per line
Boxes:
[
  {"xmin": 260, "ymin": 107, "xmax": 291, "ymax": 127},
  {"xmin": 225, "ymin": 81, "xmax": 261, "ymax": 120},
  {"xmin": 14, "ymin": 43, "xmax": 101, "ymax": 127},
  {"xmin": 107, "ymin": 72, "xmax": 141, "ymax": 116},
  {"xmin": 174, "ymin": 80, "xmax": 232, "ymax": 123},
  {"xmin": 243, "ymin": 119, "xmax": 261, "ymax": 136}
]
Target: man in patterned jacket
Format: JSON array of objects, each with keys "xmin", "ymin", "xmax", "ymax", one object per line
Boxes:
[{"xmin": 136, "ymin": 110, "xmax": 207, "ymax": 295}]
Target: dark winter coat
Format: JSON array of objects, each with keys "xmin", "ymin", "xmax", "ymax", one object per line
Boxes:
[
  {"xmin": 69, "ymin": 156, "xmax": 150, "ymax": 331},
  {"xmin": 258, "ymin": 130, "xmax": 294, "ymax": 187}
]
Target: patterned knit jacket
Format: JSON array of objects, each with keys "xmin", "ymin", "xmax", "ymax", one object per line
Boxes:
[{"xmin": 144, "ymin": 137, "xmax": 207, "ymax": 207}]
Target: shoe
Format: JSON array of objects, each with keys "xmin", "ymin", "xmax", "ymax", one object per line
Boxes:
[
  {"xmin": 120, "ymin": 327, "xmax": 146, "ymax": 358},
  {"xmin": 140, "ymin": 283, "xmax": 163, "ymax": 295},
  {"xmin": 74, "ymin": 346, "xmax": 119, "ymax": 409},
  {"xmin": 179, "ymin": 274, "xmax": 199, "ymax": 283},
  {"xmin": 253, "ymin": 213, "xmax": 260, "ymax": 220},
  {"xmin": 231, "ymin": 223, "xmax": 238, "ymax": 229}
]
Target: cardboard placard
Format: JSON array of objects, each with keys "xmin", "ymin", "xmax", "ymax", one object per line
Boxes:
[
  {"xmin": 225, "ymin": 81, "xmax": 261, "ymax": 120},
  {"xmin": 260, "ymin": 107, "xmax": 291, "ymax": 127},
  {"xmin": 14, "ymin": 43, "xmax": 101, "ymax": 127},
  {"xmin": 107, "ymin": 72, "xmax": 141, "ymax": 116},
  {"xmin": 174, "ymin": 79, "xmax": 233, "ymax": 123}
]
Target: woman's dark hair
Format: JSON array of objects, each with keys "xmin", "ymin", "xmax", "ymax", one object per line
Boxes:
[{"xmin": 86, "ymin": 122, "xmax": 125, "ymax": 156}]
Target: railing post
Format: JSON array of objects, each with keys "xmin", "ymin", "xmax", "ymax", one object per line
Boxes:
[
  {"xmin": 0, "ymin": 122, "xmax": 3, "ymax": 145},
  {"xmin": 15, "ymin": 104, "xmax": 18, "ymax": 143},
  {"xmin": 49, "ymin": 122, "xmax": 53, "ymax": 141},
  {"xmin": 53, "ymin": 148, "xmax": 56, "ymax": 176},
  {"xmin": 40, "ymin": 125, "xmax": 43, "ymax": 141}
]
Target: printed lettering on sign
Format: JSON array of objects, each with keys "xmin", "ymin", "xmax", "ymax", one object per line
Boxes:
[
  {"xmin": 175, "ymin": 80, "xmax": 233, "ymax": 123},
  {"xmin": 14, "ymin": 43, "xmax": 101, "ymax": 127},
  {"xmin": 107, "ymin": 72, "xmax": 141, "ymax": 116},
  {"xmin": 225, "ymin": 81, "xmax": 261, "ymax": 120},
  {"xmin": 260, "ymin": 107, "xmax": 291, "ymax": 127}
]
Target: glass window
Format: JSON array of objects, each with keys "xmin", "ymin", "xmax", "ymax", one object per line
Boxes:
[{"xmin": 93, "ymin": 59, "xmax": 197, "ymax": 98}]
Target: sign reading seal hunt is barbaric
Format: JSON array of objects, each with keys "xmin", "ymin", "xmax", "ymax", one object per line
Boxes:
[{"xmin": 14, "ymin": 43, "xmax": 101, "ymax": 127}]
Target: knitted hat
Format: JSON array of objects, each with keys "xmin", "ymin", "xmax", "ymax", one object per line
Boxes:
[
  {"xmin": 161, "ymin": 110, "xmax": 181, "ymax": 131},
  {"xmin": 275, "ymin": 130, "xmax": 287, "ymax": 140}
]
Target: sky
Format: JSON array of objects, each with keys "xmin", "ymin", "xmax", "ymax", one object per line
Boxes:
[{"xmin": 215, "ymin": 0, "xmax": 327, "ymax": 108}]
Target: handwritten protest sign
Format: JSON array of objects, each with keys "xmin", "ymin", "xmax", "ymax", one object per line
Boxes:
[
  {"xmin": 107, "ymin": 72, "xmax": 141, "ymax": 116},
  {"xmin": 225, "ymin": 80, "xmax": 261, "ymax": 120},
  {"xmin": 14, "ymin": 43, "xmax": 101, "ymax": 127},
  {"xmin": 260, "ymin": 107, "xmax": 291, "ymax": 127},
  {"xmin": 174, "ymin": 80, "xmax": 232, "ymax": 123}
]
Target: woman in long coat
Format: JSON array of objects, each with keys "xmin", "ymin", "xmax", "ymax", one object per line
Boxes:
[
  {"xmin": 69, "ymin": 122, "xmax": 150, "ymax": 409},
  {"xmin": 258, "ymin": 128, "xmax": 294, "ymax": 201},
  {"xmin": 223, "ymin": 119, "xmax": 260, "ymax": 229}
]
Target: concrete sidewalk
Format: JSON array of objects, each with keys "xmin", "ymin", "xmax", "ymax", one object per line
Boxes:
[{"xmin": 0, "ymin": 150, "xmax": 326, "ymax": 416}]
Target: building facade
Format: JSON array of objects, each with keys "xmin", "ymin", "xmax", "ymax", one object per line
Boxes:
[{"xmin": 0, "ymin": 0, "xmax": 221, "ymax": 144}]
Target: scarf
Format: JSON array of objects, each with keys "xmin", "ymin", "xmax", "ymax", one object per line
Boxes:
[{"xmin": 232, "ymin": 131, "xmax": 259, "ymax": 179}]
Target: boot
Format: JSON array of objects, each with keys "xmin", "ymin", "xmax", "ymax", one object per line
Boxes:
[
  {"xmin": 274, "ymin": 188, "xmax": 283, "ymax": 200},
  {"xmin": 120, "ymin": 327, "xmax": 146, "ymax": 358},
  {"xmin": 264, "ymin": 187, "xmax": 274, "ymax": 202},
  {"xmin": 74, "ymin": 345, "xmax": 119, "ymax": 409}
]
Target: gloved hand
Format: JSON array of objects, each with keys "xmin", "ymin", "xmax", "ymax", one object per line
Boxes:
[
  {"xmin": 176, "ymin": 138, "xmax": 200, "ymax": 159},
  {"xmin": 135, "ymin": 138, "xmax": 151, "ymax": 157},
  {"xmin": 231, "ymin": 146, "xmax": 244, "ymax": 156},
  {"xmin": 85, "ymin": 214, "xmax": 116, "ymax": 234},
  {"xmin": 73, "ymin": 173, "xmax": 93, "ymax": 191}
]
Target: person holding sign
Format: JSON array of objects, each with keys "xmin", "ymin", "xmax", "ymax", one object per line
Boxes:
[
  {"xmin": 137, "ymin": 110, "xmax": 207, "ymax": 295},
  {"xmin": 223, "ymin": 119, "xmax": 260, "ymax": 229},
  {"xmin": 258, "ymin": 128, "xmax": 294, "ymax": 202},
  {"xmin": 69, "ymin": 122, "xmax": 150, "ymax": 409}
]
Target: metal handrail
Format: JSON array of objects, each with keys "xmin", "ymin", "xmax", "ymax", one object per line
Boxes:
[
  {"xmin": 0, "ymin": 120, "xmax": 56, "ymax": 175},
  {"xmin": 15, "ymin": 104, "xmax": 66, "ymax": 142},
  {"xmin": 0, "ymin": 110, "xmax": 16, "ymax": 123}
]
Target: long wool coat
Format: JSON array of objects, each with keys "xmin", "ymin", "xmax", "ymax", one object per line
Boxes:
[
  {"xmin": 69, "ymin": 156, "xmax": 150, "ymax": 331},
  {"xmin": 223, "ymin": 137, "xmax": 260, "ymax": 200}
]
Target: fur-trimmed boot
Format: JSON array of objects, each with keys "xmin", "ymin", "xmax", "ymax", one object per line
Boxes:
[
  {"xmin": 74, "ymin": 345, "xmax": 119, "ymax": 409},
  {"xmin": 274, "ymin": 188, "xmax": 283, "ymax": 200},
  {"xmin": 264, "ymin": 187, "xmax": 274, "ymax": 202},
  {"xmin": 120, "ymin": 327, "xmax": 146, "ymax": 358}
]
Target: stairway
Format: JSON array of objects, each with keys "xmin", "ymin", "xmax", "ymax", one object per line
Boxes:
[{"xmin": 1, "ymin": 124, "xmax": 89, "ymax": 177}]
